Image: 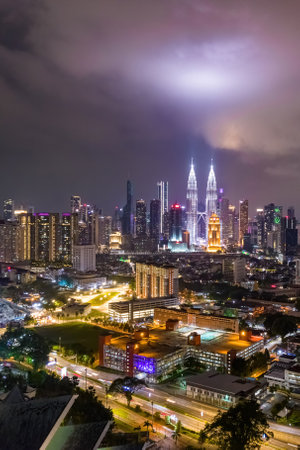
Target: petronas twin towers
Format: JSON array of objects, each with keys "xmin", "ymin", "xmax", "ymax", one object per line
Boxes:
[{"xmin": 186, "ymin": 158, "xmax": 217, "ymax": 246}]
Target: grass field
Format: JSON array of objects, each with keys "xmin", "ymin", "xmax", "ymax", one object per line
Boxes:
[{"xmin": 34, "ymin": 322, "xmax": 119, "ymax": 352}]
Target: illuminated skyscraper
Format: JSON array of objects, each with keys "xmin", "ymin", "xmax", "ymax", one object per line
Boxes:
[
  {"xmin": 150, "ymin": 199, "xmax": 160, "ymax": 240},
  {"xmin": 70, "ymin": 195, "xmax": 81, "ymax": 214},
  {"xmin": 157, "ymin": 181, "xmax": 168, "ymax": 237},
  {"xmin": 35, "ymin": 213, "xmax": 59, "ymax": 262},
  {"xmin": 122, "ymin": 180, "xmax": 133, "ymax": 236},
  {"xmin": 136, "ymin": 199, "xmax": 147, "ymax": 237},
  {"xmin": 169, "ymin": 203, "xmax": 183, "ymax": 242},
  {"xmin": 186, "ymin": 159, "xmax": 198, "ymax": 245},
  {"xmin": 205, "ymin": 161, "xmax": 217, "ymax": 241},
  {"xmin": 3, "ymin": 199, "xmax": 14, "ymax": 221},
  {"xmin": 239, "ymin": 200, "xmax": 249, "ymax": 246},
  {"xmin": 61, "ymin": 213, "xmax": 78, "ymax": 264},
  {"xmin": 207, "ymin": 213, "xmax": 222, "ymax": 252}
]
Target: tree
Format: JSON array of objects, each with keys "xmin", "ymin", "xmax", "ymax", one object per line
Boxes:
[
  {"xmin": 67, "ymin": 386, "xmax": 113, "ymax": 424},
  {"xmin": 199, "ymin": 399, "xmax": 272, "ymax": 450},
  {"xmin": 0, "ymin": 367, "xmax": 27, "ymax": 393},
  {"xmin": 143, "ymin": 420, "xmax": 153, "ymax": 440},
  {"xmin": 108, "ymin": 376, "xmax": 146, "ymax": 407},
  {"xmin": 0, "ymin": 327, "xmax": 50, "ymax": 370},
  {"xmin": 271, "ymin": 316, "xmax": 297, "ymax": 340},
  {"xmin": 172, "ymin": 420, "xmax": 182, "ymax": 444},
  {"xmin": 264, "ymin": 313, "xmax": 298, "ymax": 339},
  {"xmin": 231, "ymin": 357, "xmax": 249, "ymax": 377}
]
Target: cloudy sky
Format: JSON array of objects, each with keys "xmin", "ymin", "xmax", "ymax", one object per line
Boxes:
[{"xmin": 1, "ymin": 0, "xmax": 300, "ymax": 216}]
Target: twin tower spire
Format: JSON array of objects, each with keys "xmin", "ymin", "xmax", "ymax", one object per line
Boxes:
[{"xmin": 186, "ymin": 158, "xmax": 217, "ymax": 246}]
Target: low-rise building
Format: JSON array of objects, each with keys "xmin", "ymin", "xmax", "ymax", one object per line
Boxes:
[
  {"xmin": 99, "ymin": 326, "xmax": 264, "ymax": 382},
  {"xmin": 186, "ymin": 371, "xmax": 264, "ymax": 408},
  {"xmin": 108, "ymin": 297, "xmax": 179, "ymax": 322},
  {"xmin": 154, "ymin": 307, "xmax": 239, "ymax": 333},
  {"xmin": 264, "ymin": 356, "xmax": 300, "ymax": 393},
  {"xmin": 61, "ymin": 300, "xmax": 91, "ymax": 317}
]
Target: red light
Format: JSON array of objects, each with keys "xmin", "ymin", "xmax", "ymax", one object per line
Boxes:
[
  {"xmin": 271, "ymin": 284, "xmax": 276, "ymax": 288},
  {"xmin": 7, "ymin": 266, "xmax": 11, "ymax": 271}
]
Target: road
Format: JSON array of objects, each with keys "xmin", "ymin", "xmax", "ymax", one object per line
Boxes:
[{"xmin": 49, "ymin": 353, "xmax": 300, "ymax": 448}]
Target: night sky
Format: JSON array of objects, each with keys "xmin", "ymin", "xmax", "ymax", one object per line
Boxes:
[{"xmin": 1, "ymin": 1, "xmax": 300, "ymax": 216}]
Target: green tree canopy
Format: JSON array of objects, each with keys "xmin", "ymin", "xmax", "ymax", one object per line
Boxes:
[
  {"xmin": 108, "ymin": 376, "xmax": 146, "ymax": 407},
  {"xmin": 199, "ymin": 399, "xmax": 272, "ymax": 450},
  {"xmin": 0, "ymin": 327, "xmax": 50, "ymax": 370}
]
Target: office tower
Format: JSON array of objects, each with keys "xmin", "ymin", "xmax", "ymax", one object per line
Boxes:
[
  {"xmin": 149, "ymin": 199, "xmax": 160, "ymax": 240},
  {"xmin": 207, "ymin": 213, "xmax": 222, "ymax": 252},
  {"xmin": 112, "ymin": 206, "xmax": 121, "ymax": 232},
  {"xmin": 3, "ymin": 199, "xmax": 14, "ymax": 221},
  {"xmin": 136, "ymin": 262, "xmax": 179, "ymax": 298},
  {"xmin": 228, "ymin": 204, "xmax": 239, "ymax": 245},
  {"xmin": 70, "ymin": 195, "xmax": 81, "ymax": 214},
  {"xmin": 255, "ymin": 209, "xmax": 264, "ymax": 248},
  {"xmin": 288, "ymin": 206, "xmax": 295, "ymax": 219},
  {"xmin": 18, "ymin": 213, "xmax": 36, "ymax": 261},
  {"xmin": 157, "ymin": 181, "xmax": 168, "ymax": 236},
  {"xmin": 169, "ymin": 203, "xmax": 183, "ymax": 242},
  {"xmin": 73, "ymin": 245, "xmax": 96, "ymax": 272},
  {"xmin": 186, "ymin": 159, "xmax": 198, "ymax": 246},
  {"xmin": 239, "ymin": 200, "xmax": 249, "ymax": 246},
  {"xmin": 248, "ymin": 221, "xmax": 258, "ymax": 250},
  {"xmin": 281, "ymin": 212, "xmax": 298, "ymax": 256},
  {"xmin": 205, "ymin": 161, "xmax": 217, "ymax": 241},
  {"xmin": 264, "ymin": 204, "xmax": 282, "ymax": 251},
  {"xmin": 99, "ymin": 216, "xmax": 112, "ymax": 247},
  {"xmin": 220, "ymin": 197, "xmax": 230, "ymax": 245},
  {"xmin": 222, "ymin": 258, "xmax": 246, "ymax": 284},
  {"xmin": 122, "ymin": 180, "xmax": 133, "ymax": 235},
  {"xmin": 136, "ymin": 199, "xmax": 147, "ymax": 237},
  {"xmin": 35, "ymin": 213, "xmax": 59, "ymax": 262},
  {"xmin": 0, "ymin": 221, "xmax": 20, "ymax": 262},
  {"xmin": 61, "ymin": 213, "xmax": 78, "ymax": 264}
]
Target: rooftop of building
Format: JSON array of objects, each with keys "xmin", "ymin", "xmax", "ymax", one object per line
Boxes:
[
  {"xmin": 287, "ymin": 364, "xmax": 300, "ymax": 374},
  {"xmin": 107, "ymin": 325, "xmax": 255, "ymax": 358},
  {"xmin": 185, "ymin": 371, "xmax": 260, "ymax": 396}
]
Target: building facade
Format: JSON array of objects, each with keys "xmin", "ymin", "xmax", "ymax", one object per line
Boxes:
[
  {"xmin": 135, "ymin": 263, "xmax": 179, "ymax": 298},
  {"xmin": 186, "ymin": 159, "xmax": 198, "ymax": 246}
]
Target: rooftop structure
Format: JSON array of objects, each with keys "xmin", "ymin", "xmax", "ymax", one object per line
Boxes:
[{"xmin": 186, "ymin": 371, "xmax": 264, "ymax": 408}]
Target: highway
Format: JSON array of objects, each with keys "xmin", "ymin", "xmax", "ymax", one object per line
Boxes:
[{"xmin": 49, "ymin": 353, "xmax": 300, "ymax": 448}]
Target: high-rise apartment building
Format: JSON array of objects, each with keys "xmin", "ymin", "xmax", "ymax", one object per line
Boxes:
[
  {"xmin": 61, "ymin": 213, "xmax": 78, "ymax": 263},
  {"xmin": 18, "ymin": 213, "xmax": 36, "ymax": 261},
  {"xmin": 136, "ymin": 199, "xmax": 147, "ymax": 237},
  {"xmin": 135, "ymin": 262, "xmax": 179, "ymax": 298},
  {"xmin": 35, "ymin": 213, "xmax": 60, "ymax": 262},
  {"xmin": 186, "ymin": 159, "xmax": 198, "ymax": 246},
  {"xmin": 206, "ymin": 161, "xmax": 217, "ymax": 242},
  {"xmin": 73, "ymin": 245, "xmax": 96, "ymax": 272},
  {"xmin": 169, "ymin": 203, "xmax": 183, "ymax": 242},
  {"xmin": 3, "ymin": 199, "xmax": 14, "ymax": 221},
  {"xmin": 0, "ymin": 221, "xmax": 20, "ymax": 262},
  {"xmin": 157, "ymin": 181, "xmax": 168, "ymax": 236},
  {"xmin": 99, "ymin": 216, "xmax": 112, "ymax": 247},
  {"xmin": 70, "ymin": 195, "xmax": 81, "ymax": 214},
  {"xmin": 239, "ymin": 200, "xmax": 249, "ymax": 246}
]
